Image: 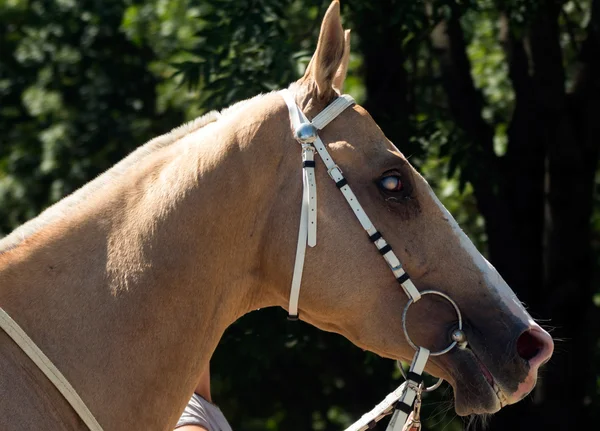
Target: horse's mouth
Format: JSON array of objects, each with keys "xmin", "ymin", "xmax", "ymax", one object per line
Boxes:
[
  {"xmin": 492, "ymin": 381, "xmax": 509, "ymax": 407},
  {"xmin": 470, "ymin": 348, "xmax": 508, "ymax": 408}
]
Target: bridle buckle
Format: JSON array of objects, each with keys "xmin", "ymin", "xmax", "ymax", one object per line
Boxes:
[
  {"xmin": 327, "ymin": 164, "xmax": 343, "ymax": 180},
  {"xmin": 389, "ymin": 263, "xmax": 403, "ymax": 272}
]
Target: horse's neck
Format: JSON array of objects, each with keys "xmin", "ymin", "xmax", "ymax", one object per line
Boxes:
[{"xmin": 0, "ymin": 93, "xmax": 291, "ymax": 430}]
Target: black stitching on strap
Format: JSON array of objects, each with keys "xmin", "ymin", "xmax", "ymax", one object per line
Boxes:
[
  {"xmin": 396, "ymin": 273, "xmax": 410, "ymax": 284},
  {"xmin": 369, "ymin": 231, "xmax": 382, "ymax": 242},
  {"xmin": 335, "ymin": 178, "xmax": 348, "ymax": 189},
  {"xmin": 303, "ymin": 160, "xmax": 316, "ymax": 168},
  {"xmin": 378, "ymin": 244, "xmax": 392, "ymax": 256},
  {"xmin": 407, "ymin": 372, "xmax": 423, "ymax": 384},
  {"xmin": 394, "ymin": 401, "xmax": 412, "ymax": 414}
]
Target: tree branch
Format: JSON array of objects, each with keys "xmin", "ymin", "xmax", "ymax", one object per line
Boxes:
[
  {"xmin": 528, "ymin": 1, "xmax": 566, "ymax": 112},
  {"xmin": 499, "ymin": 13, "xmax": 534, "ymax": 106},
  {"xmin": 427, "ymin": 3, "xmax": 516, "ymax": 269},
  {"xmin": 429, "ymin": 5, "xmax": 495, "ymax": 155},
  {"xmin": 348, "ymin": 1, "xmax": 413, "ymax": 151},
  {"xmin": 571, "ymin": 0, "xmax": 600, "ymax": 102},
  {"xmin": 487, "ymin": 4, "xmax": 598, "ymax": 428},
  {"xmin": 496, "ymin": 11, "xmax": 546, "ymax": 306}
]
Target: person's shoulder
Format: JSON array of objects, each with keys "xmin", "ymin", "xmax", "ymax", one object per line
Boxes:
[
  {"xmin": 196, "ymin": 396, "xmax": 233, "ymax": 431},
  {"xmin": 175, "ymin": 393, "xmax": 212, "ymax": 430}
]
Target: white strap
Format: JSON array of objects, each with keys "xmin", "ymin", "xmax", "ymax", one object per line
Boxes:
[
  {"xmin": 334, "ymin": 182, "xmax": 375, "ymax": 233},
  {"xmin": 280, "ymin": 89, "xmax": 304, "ymax": 129},
  {"xmin": 386, "ymin": 348, "xmax": 430, "ymax": 431},
  {"xmin": 303, "ymin": 148, "xmax": 317, "ymax": 247},
  {"xmin": 344, "ymin": 348, "xmax": 431, "ymax": 431},
  {"xmin": 312, "ymin": 122, "xmax": 421, "ymax": 302},
  {"xmin": 373, "ymin": 237, "xmax": 421, "ymax": 302},
  {"xmin": 311, "ymin": 94, "xmax": 355, "ymax": 130},
  {"xmin": 410, "ymin": 347, "xmax": 430, "ymax": 374},
  {"xmin": 344, "ymin": 382, "xmax": 407, "ymax": 431},
  {"xmin": 280, "ymin": 90, "xmax": 318, "ymax": 318},
  {"xmin": 399, "ymin": 278, "xmax": 420, "ymax": 302},
  {"xmin": 0, "ymin": 308, "xmax": 104, "ymax": 431},
  {"xmin": 310, "ymin": 108, "xmax": 421, "ymax": 302},
  {"xmin": 288, "ymin": 172, "xmax": 309, "ymax": 318}
]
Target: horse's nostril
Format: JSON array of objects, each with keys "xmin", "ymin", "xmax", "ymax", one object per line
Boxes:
[
  {"xmin": 516, "ymin": 328, "xmax": 553, "ymax": 364},
  {"xmin": 517, "ymin": 331, "xmax": 541, "ymax": 361},
  {"xmin": 505, "ymin": 327, "xmax": 554, "ymax": 404}
]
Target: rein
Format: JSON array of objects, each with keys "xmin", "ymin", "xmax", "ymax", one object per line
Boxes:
[
  {"xmin": 0, "ymin": 308, "xmax": 104, "ymax": 431},
  {"xmin": 279, "ymin": 89, "xmax": 468, "ymax": 431}
]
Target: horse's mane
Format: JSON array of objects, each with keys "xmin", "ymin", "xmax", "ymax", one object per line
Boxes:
[{"xmin": 0, "ymin": 93, "xmax": 270, "ymax": 253}]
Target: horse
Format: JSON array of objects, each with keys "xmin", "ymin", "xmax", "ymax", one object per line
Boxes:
[{"xmin": 0, "ymin": 1, "xmax": 553, "ymax": 430}]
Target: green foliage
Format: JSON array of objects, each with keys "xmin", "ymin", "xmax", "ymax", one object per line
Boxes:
[
  {"xmin": 1, "ymin": 0, "xmax": 599, "ymax": 430},
  {"xmin": 0, "ymin": 0, "xmax": 184, "ymax": 233}
]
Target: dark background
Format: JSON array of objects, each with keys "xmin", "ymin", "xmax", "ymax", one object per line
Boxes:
[{"xmin": 1, "ymin": 0, "xmax": 598, "ymax": 429}]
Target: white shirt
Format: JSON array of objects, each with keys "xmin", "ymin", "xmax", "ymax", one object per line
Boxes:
[{"xmin": 175, "ymin": 393, "xmax": 233, "ymax": 431}]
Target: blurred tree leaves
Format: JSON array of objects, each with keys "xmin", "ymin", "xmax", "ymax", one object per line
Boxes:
[
  {"xmin": 1, "ymin": 0, "xmax": 599, "ymax": 430},
  {"xmin": 0, "ymin": 0, "xmax": 181, "ymax": 232}
]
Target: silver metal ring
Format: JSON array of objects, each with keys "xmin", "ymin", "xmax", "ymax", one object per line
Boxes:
[
  {"xmin": 424, "ymin": 376, "xmax": 444, "ymax": 392},
  {"xmin": 402, "ymin": 290, "xmax": 463, "ymax": 357},
  {"xmin": 397, "ymin": 360, "xmax": 444, "ymax": 392}
]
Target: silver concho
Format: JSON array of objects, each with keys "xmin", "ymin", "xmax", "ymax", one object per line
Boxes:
[
  {"xmin": 451, "ymin": 328, "xmax": 466, "ymax": 342},
  {"xmin": 294, "ymin": 123, "xmax": 318, "ymax": 144},
  {"xmin": 451, "ymin": 328, "xmax": 468, "ymax": 349}
]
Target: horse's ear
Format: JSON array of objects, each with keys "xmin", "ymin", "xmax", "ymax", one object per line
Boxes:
[
  {"xmin": 333, "ymin": 29, "xmax": 351, "ymax": 92},
  {"xmin": 302, "ymin": 0, "xmax": 345, "ymax": 99}
]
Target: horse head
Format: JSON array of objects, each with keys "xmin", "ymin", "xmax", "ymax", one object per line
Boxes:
[{"xmin": 264, "ymin": 0, "xmax": 553, "ymax": 416}]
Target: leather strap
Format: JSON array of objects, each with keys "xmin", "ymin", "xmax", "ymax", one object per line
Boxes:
[
  {"xmin": 386, "ymin": 348, "xmax": 430, "ymax": 431},
  {"xmin": 0, "ymin": 308, "xmax": 104, "ymax": 431},
  {"xmin": 344, "ymin": 381, "xmax": 408, "ymax": 431},
  {"xmin": 343, "ymin": 348, "xmax": 430, "ymax": 431},
  {"xmin": 311, "ymin": 95, "xmax": 356, "ymax": 130},
  {"xmin": 303, "ymin": 147, "xmax": 317, "ymax": 247},
  {"xmin": 280, "ymin": 90, "xmax": 317, "ymax": 319},
  {"xmin": 280, "ymin": 89, "xmax": 421, "ymax": 319}
]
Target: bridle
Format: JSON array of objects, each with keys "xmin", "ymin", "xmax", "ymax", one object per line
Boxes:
[
  {"xmin": 279, "ymin": 89, "xmax": 468, "ymax": 431},
  {"xmin": 0, "ymin": 90, "xmax": 469, "ymax": 431}
]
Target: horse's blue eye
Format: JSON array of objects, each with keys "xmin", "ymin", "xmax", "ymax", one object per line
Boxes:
[{"xmin": 380, "ymin": 176, "xmax": 403, "ymax": 191}]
